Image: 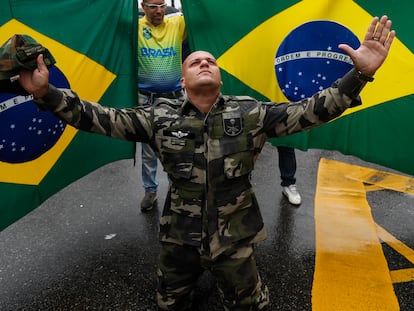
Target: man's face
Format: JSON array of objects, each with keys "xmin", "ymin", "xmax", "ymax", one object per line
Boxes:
[
  {"xmin": 141, "ymin": 0, "xmax": 166, "ymax": 26},
  {"xmin": 181, "ymin": 51, "xmax": 223, "ymax": 92}
]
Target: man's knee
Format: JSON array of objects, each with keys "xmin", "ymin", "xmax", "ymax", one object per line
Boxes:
[
  {"xmin": 216, "ymin": 246, "xmax": 270, "ymax": 310},
  {"xmin": 157, "ymin": 243, "xmax": 201, "ymax": 310}
]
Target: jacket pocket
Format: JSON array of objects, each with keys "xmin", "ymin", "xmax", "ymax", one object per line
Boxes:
[{"xmin": 156, "ymin": 133, "xmax": 195, "ymax": 179}]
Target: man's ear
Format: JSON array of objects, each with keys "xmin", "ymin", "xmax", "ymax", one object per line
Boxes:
[{"xmin": 180, "ymin": 77, "xmax": 185, "ymax": 88}]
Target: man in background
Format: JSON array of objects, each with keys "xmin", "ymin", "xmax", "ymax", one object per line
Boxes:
[
  {"xmin": 277, "ymin": 146, "xmax": 302, "ymax": 205},
  {"xmin": 138, "ymin": 0, "xmax": 186, "ymax": 211}
]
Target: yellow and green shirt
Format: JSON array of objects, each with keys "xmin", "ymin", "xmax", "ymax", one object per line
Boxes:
[{"xmin": 138, "ymin": 14, "xmax": 186, "ymax": 93}]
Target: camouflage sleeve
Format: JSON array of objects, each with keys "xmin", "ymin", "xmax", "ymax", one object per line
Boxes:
[
  {"xmin": 263, "ymin": 68, "xmax": 366, "ymax": 137},
  {"xmin": 35, "ymin": 84, "xmax": 152, "ymax": 142}
]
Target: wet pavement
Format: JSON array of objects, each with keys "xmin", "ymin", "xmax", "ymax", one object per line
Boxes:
[{"xmin": 0, "ymin": 144, "xmax": 413, "ymax": 310}]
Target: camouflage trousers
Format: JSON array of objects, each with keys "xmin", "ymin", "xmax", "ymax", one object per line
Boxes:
[{"xmin": 157, "ymin": 242, "xmax": 269, "ymax": 310}]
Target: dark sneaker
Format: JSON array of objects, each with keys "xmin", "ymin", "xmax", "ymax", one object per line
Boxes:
[
  {"xmin": 140, "ymin": 192, "xmax": 157, "ymax": 212},
  {"xmin": 282, "ymin": 184, "xmax": 302, "ymax": 205}
]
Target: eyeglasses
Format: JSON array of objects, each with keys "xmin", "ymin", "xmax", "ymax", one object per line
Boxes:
[{"xmin": 144, "ymin": 3, "xmax": 167, "ymax": 9}]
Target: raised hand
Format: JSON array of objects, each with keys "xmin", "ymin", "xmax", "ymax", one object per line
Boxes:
[
  {"xmin": 339, "ymin": 15, "xmax": 395, "ymax": 76},
  {"xmin": 18, "ymin": 54, "xmax": 49, "ymax": 98}
]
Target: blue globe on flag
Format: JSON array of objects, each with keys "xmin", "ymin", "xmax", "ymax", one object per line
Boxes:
[
  {"xmin": 275, "ymin": 20, "xmax": 360, "ymax": 102},
  {"xmin": 0, "ymin": 66, "xmax": 69, "ymax": 163}
]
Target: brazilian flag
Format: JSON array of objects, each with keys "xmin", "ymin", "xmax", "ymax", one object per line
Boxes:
[
  {"xmin": 0, "ymin": 1, "xmax": 137, "ymax": 231},
  {"xmin": 182, "ymin": 0, "xmax": 414, "ymax": 176}
]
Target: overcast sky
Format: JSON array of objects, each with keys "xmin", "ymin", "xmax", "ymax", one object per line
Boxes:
[{"xmin": 165, "ymin": 0, "xmax": 181, "ymax": 8}]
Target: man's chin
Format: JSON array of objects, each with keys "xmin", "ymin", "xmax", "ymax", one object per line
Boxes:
[
  {"xmin": 196, "ymin": 81, "xmax": 221, "ymax": 90},
  {"xmin": 150, "ymin": 17, "xmax": 164, "ymax": 26}
]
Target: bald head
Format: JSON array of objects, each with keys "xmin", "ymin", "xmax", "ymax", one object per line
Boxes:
[
  {"xmin": 182, "ymin": 51, "xmax": 216, "ymax": 68},
  {"xmin": 181, "ymin": 51, "xmax": 222, "ymax": 92}
]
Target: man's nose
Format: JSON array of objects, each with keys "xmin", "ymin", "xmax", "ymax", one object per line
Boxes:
[{"xmin": 200, "ymin": 59, "xmax": 209, "ymax": 67}]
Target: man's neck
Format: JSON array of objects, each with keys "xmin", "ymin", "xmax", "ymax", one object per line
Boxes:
[{"xmin": 186, "ymin": 91, "xmax": 220, "ymax": 113}]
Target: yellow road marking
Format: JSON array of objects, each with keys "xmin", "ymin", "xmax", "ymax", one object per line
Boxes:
[
  {"xmin": 390, "ymin": 268, "xmax": 414, "ymax": 284},
  {"xmin": 376, "ymin": 224, "xmax": 414, "ymax": 265},
  {"xmin": 391, "ymin": 268, "xmax": 414, "ymax": 283},
  {"xmin": 312, "ymin": 158, "xmax": 399, "ymax": 311},
  {"xmin": 346, "ymin": 166, "xmax": 414, "ymax": 195},
  {"xmin": 376, "ymin": 224, "xmax": 414, "ymax": 283}
]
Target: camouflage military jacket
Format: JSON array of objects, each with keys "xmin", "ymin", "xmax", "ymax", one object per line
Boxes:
[{"xmin": 36, "ymin": 72, "xmax": 362, "ymax": 258}]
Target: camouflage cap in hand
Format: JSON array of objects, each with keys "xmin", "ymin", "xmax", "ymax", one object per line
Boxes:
[{"xmin": 0, "ymin": 34, "xmax": 56, "ymax": 81}]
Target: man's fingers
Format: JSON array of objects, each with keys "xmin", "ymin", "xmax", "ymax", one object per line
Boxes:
[
  {"xmin": 338, "ymin": 43, "xmax": 352, "ymax": 56},
  {"xmin": 37, "ymin": 54, "xmax": 47, "ymax": 72},
  {"xmin": 384, "ymin": 30, "xmax": 396, "ymax": 51},
  {"xmin": 373, "ymin": 16, "xmax": 387, "ymax": 40},
  {"xmin": 364, "ymin": 16, "xmax": 379, "ymax": 41}
]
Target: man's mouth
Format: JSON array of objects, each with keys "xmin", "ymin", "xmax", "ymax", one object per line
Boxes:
[{"xmin": 198, "ymin": 70, "xmax": 211, "ymax": 75}]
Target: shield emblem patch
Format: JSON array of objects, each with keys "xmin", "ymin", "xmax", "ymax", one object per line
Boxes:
[{"xmin": 222, "ymin": 112, "xmax": 242, "ymax": 136}]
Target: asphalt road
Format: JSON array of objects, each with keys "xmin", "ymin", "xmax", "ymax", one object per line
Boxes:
[{"xmin": 0, "ymin": 144, "xmax": 413, "ymax": 310}]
